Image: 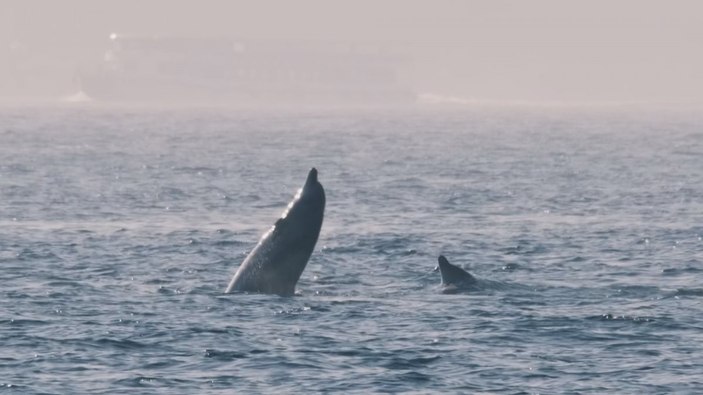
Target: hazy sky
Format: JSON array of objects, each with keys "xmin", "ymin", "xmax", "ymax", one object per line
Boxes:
[{"xmin": 2, "ymin": 0, "xmax": 702, "ymax": 105}]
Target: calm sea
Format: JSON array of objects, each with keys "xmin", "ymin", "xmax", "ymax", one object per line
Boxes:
[{"xmin": 1, "ymin": 106, "xmax": 702, "ymax": 393}]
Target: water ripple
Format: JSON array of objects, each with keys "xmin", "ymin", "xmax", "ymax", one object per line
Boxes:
[{"xmin": 2, "ymin": 108, "xmax": 702, "ymax": 393}]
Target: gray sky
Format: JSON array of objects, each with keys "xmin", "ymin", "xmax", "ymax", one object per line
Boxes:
[{"xmin": 2, "ymin": 0, "xmax": 702, "ymax": 105}]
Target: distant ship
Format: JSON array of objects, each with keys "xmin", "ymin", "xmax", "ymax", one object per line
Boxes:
[{"xmin": 79, "ymin": 34, "xmax": 416, "ymax": 107}]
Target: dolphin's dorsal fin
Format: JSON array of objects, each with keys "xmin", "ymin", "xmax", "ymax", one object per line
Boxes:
[{"xmin": 438, "ymin": 255, "xmax": 476, "ymax": 286}]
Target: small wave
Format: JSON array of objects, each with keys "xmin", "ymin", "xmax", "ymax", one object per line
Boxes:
[
  {"xmin": 588, "ymin": 314, "xmax": 656, "ymax": 323},
  {"xmin": 204, "ymin": 349, "xmax": 248, "ymax": 360},
  {"xmin": 172, "ymin": 166, "xmax": 221, "ymax": 176},
  {"xmin": 190, "ymin": 326, "xmax": 238, "ymax": 335},
  {"xmin": 0, "ymin": 384, "xmax": 26, "ymax": 390},
  {"xmin": 397, "ymin": 371, "xmax": 433, "ymax": 383},
  {"xmin": 383, "ymin": 355, "xmax": 441, "ymax": 370},
  {"xmin": 329, "ymin": 347, "xmax": 373, "ymax": 357},
  {"xmin": 273, "ymin": 306, "xmax": 313, "ymax": 315},
  {"xmin": 3, "ymin": 318, "xmax": 49, "ymax": 326},
  {"xmin": 662, "ymin": 266, "xmax": 702, "ymax": 276},
  {"xmin": 211, "ymin": 240, "xmax": 247, "ymax": 248},
  {"xmin": 674, "ymin": 288, "xmax": 703, "ymax": 297},
  {"xmin": 499, "ymin": 262, "xmax": 524, "ymax": 271},
  {"xmin": 94, "ymin": 337, "xmax": 148, "ymax": 350},
  {"xmin": 16, "ymin": 249, "xmax": 60, "ymax": 261},
  {"xmin": 113, "ymin": 376, "xmax": 190, "ymax": 388},
  {"xmin": 157, "ymin": 186, "xmax": 190, "ymax": 200},
  {"xmin": 605, "ymin": 285, "xmax": 663, "ymax": 298},
  {"xmin": 501, "ymin": 243, "xmax": 549, "ymax": 256}
]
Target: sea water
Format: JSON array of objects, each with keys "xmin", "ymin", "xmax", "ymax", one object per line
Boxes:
[{"xmin": 1, "ymin": 106, "xmax": 702, "ymax": 393}]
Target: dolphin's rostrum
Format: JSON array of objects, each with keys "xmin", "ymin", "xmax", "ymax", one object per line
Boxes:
[{"xmin": 225, "ymin": 168, "xmax": 325, "ymax": 296}]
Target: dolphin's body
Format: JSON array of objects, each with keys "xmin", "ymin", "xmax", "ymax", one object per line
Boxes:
[
  {"xmin": 436, "ymin": 255, "xmax": 477, "ymax": 293},
  {"xmin": 225, "ymin": 168, "xmax": 325, "ymax": 296}
]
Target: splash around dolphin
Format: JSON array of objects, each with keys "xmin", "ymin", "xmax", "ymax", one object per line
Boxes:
[
  {"xmin": 436, "ymin": 255, "xmax": 477, "ymax": 293},
  {"xmin": 225, "ymin": 168, "xmax": 325, "ymax": 296}
]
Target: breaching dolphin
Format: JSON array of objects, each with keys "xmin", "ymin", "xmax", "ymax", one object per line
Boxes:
[
  {"xmin": 436, "ymin": 255, "xmax": 477, "ymax": 293},
  {"xmin": 225, "ymin": 168, "xmax": 325, "ymax": 296}
]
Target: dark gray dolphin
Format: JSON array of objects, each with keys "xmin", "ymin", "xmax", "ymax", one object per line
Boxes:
[
  {"xmin": 225, "ymin": 168, "xmax": 325, "ymax": 296},
  {"xmin": 436, "ymin": 255, "xmax": 477, "ymax": 293}
]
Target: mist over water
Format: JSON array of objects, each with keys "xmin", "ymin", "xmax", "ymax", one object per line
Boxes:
[{"xmin": 1, "ymin": 0, "xmax": 703, "ymax": 107}]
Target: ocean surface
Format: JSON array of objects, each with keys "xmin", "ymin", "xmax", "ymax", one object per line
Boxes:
[{"xmin": 1, "ymin": 105, "xmax": 702, "ymax": 394}]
